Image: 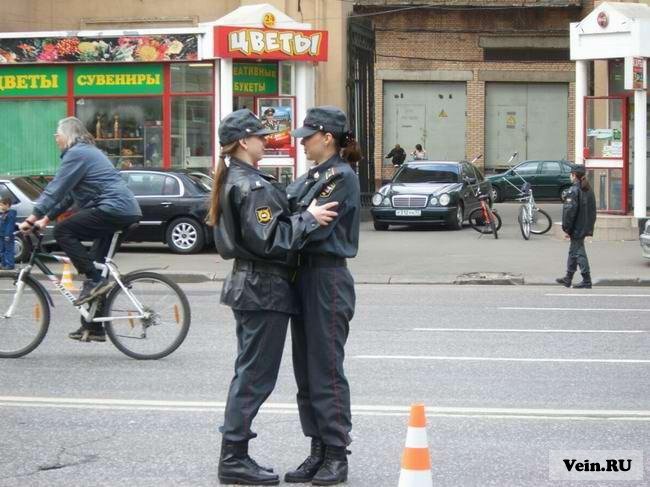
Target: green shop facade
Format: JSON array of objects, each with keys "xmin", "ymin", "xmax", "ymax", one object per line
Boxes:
[{"xmin": 0, "ymin": 5, "xmax": 329, "ymax": 183}]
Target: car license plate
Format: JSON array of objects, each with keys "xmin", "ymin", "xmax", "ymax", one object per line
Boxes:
[{"xmin": 395, "ymin": 209, "xmax": 421, "ymax": 217}]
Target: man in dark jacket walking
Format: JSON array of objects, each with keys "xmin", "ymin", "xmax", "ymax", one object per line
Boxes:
[
  {"xmin": 385, "ymin": 144, "xmax": 406, "ymax": 167},
  {"xmin": 556, "ymin": 164, "xmax": 597, "ymax": 289}
]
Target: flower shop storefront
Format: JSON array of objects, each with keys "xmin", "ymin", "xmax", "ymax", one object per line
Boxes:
[{"xmin": 0, "ymin": 32, "xmax": 214, "ymax": 175}]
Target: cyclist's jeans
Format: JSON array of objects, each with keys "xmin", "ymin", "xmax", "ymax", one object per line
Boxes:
[
  {"xmin": 567, "ymin": 237, "xmax": 590, "ymax": 275},
  {"xmin": 53, "ymin": 208, "xmax": 140, "ymax": 277}
]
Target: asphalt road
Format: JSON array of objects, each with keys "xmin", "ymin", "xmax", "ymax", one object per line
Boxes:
[{"xmin": 1, "ymin": 283, "xmax": 649, "ymax": 486}]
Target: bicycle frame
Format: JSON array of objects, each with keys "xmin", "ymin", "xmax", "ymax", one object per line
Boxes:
[{"xmin": 4, "ymin": 232, "xmax": 148, "ymax": 324}]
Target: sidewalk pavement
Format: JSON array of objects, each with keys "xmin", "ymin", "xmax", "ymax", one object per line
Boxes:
[{"xmin": 27, "ymin": 203, "xmax": 650, "ymax": 286}]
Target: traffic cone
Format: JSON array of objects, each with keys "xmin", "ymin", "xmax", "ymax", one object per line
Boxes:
[
  {"xmin": 398, "ymin": 403, "xmax": 432, "ymax": 487},
  {"xmin": 61, "ymin": 262, "xmax": 77, "ymax": 291}
]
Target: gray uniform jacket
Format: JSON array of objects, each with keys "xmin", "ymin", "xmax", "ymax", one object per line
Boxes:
[
  {"xmin": 562, "ymin": 182, "xmax": 597, "ymax": 239},
  {"xmin": 215, "ymin": 158, "xmax": 319, "ymax": 314},
  {"xmin": 33, "ymin": 143, "xmax": 141, "ymax": 220}
]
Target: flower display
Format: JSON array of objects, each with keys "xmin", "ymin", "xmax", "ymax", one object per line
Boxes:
[{"xmin": 0, "ymin": 34, "xmax": 198, "ymax": 63}]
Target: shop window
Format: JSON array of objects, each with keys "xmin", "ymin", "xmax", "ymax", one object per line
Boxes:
[
  {"xmin": 75, "ymin": 97, "xmax": 163, "ymax": 168},
  {"xmin": 171, "ymin": 97, "xmax": 213, "ymax": 169},
  {"xmin": 256, "ymin": 97, "xmax": 295, "ymax": 158},
  {"xmin": 279, "ymin": 62, "xmax": 294, "ymax": 95},
  {"xmin": 171, "ymin": 63, "xmax": 213, "ymax": 93}
]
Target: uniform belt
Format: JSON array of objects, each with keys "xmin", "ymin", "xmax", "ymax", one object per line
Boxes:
[
  {"xmin": 300, "ymin": 254, "xmax": 347, "ymax": 268},
  {"xmin": 233, "ymin": 259, "xmax": 291, "ymax": 279}
]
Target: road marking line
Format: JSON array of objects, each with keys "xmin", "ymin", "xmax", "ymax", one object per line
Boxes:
[
  {"xmin": 545, "ymin": 294, "xmax": 650, "ymax": 298},
  {"xmin": 499, "ymin": 307, "xmax": 650, "ymax": 312},
  {"xmin": 354, "ymin": 355, "xmax": 650, "ymax": 364},
  {"xmin": 413, "ymin": 328, "xmax": 646, "ymax": 334},
  {"xmin": 1, "ymin": 396, "xmax": 649, "ymax": 421}
]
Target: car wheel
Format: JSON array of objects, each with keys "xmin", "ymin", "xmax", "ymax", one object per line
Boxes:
[
  {"xmin": 449, "ymin": 203, "xmax": 464, "ymax": 230},
  {"xmin": 490, "ymin": 186, "xmax": 501, "ymax": 203},
  {"xmin": 166, "ymin": 217, "xmax": 205, "ymax": 254},
  {"xmin": 373, "ymin": 221, "xmax": 389, "ymax": 231},
  {"xmin": 14, "ymin": 233, "xmax": 31, "ymax": 263},
  {"xmin": 560, "ymin": 186, "xmax": 571, "ymax": 201}
]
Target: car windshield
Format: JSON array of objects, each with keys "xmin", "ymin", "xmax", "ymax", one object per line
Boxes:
[
  {"xmin": 394, "ymin": 164, "xmax": 459, "ymax": 184},
  {"xmin": 12, "ymin": 177, "xmax": 47, "ymax": 201}
]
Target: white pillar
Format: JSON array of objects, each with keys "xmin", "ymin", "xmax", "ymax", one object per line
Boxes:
[
  {"xmin": 213, "ymin": 60, "xmax": 221, "ymax": 166},
  {"xmin": 634, "ymin": 89, "xmax": 647, "ymax": 218},
  {"xmin": 219, "ymin": 58, "xmax": 233, "ymax": 121},
  {"xmin": 295, "ymin": 62, "xmax": 315, "ymax": 176},
  {"xmin": 574, "ymin": 60, "xmax": 588, "ymax": 165}
]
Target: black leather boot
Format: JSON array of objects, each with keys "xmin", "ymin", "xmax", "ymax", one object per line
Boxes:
[
  {"xmin": 218, "ymin": 440, "xmax": 279, "ymax": 485},
  {"xmin": 311, "ymin": 445, "xmax": 348, "ymax": 486},
  {"xmin": 555, "ymin": 272, "xmax": 574, "ymax": 288},
  {"xmin": 573, "ymin": 273, "xmax": 592, "ymax": 289},
  {"xmin": 284, "ymin": 437, "xmax": 325, "ymax": 483}
]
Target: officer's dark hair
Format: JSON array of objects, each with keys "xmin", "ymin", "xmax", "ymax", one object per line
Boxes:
[
  {"xmin": 207, "ymin": 141, "xmax": 239, "ymax": 226},
  {"xmin": 333, "ymin": 131, "xmax": 362, "ymax": 168}
]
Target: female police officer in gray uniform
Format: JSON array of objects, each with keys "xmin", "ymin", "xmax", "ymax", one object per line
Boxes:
[
  {"xmin": 284, "ymin": 106, "xmax": 361, "ymax": 486},
  {"xmin": 208, "ymin": 109, "xmax": 338, "ymax": 486}
]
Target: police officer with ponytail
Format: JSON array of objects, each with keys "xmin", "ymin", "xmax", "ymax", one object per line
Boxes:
[
  {"xmin": 208, "ymin": 109, "xmax": 338, "ymax": 486},
  {"xmin": 284, "ymin": 106, "xmax": 361, "ymax": 486}
]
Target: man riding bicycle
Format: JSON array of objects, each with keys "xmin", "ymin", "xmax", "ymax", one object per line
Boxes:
[{"xmin": 19, "ymin": 117, "xmax": 141, "ymax": 322}]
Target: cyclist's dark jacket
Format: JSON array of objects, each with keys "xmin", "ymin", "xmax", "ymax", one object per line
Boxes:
[
  {"xmin": 33, "ymin": 142, "xmax": 141, "ymax": 220},
  {"xmin": 214, "ymin": 158, "xmax": 319, "ymax": 314},
  {"xmin": 562, "ymin": 181, "xmax": 596, "ymax": 239}
]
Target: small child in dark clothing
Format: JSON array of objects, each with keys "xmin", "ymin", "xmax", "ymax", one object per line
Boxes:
[{"xmin": 0, "ymin": 196, "xmax": 17, "ymax": 270}]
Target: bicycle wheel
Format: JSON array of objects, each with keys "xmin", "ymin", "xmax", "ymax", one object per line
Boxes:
[
  {"xmin": 530, "ymin": 207, "xmax": 553, "ymax": 235},
  {"xmin": 468, "ymin": 207, "xmax": 497, "ymax": 235},
  {"xmin": 518, "ymin": 205, "xmax": 531, "ymax": 240},
  {"xmin": 104, "ymin": 272, "xmax": 190, "ymax": 360},
  {"xmin": 0, "ymin": 274, "xmax": 50, "ymax": 358}
]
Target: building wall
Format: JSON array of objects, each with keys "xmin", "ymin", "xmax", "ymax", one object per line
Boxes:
[
  {"xmin": 0, "ymin": 0, "xmax": 350, "ymax": 110},
  {"xmin": 368, "ymin": 5, "xmax": 589, "ymax": 188}
]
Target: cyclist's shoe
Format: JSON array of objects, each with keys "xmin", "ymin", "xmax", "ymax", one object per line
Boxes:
[
  {"xmin": 68, "ymin": 325, "xmax": 106, "ymax": 342},
  {"xmin": 74, "ymin": 278, "xmax": 113, "ymax": 306}
]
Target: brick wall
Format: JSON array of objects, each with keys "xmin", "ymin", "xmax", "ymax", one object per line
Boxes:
[{"xmin": 371, "ymin": 6, "xmax": 586, "ymax": 188}]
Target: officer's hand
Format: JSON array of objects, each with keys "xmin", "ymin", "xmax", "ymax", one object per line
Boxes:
[
  {"xmin": 34, "ymin": 216, "xmax": 50, "ymax": 231},
  {"xmin": 18, "ymin": 220, "xmax": 33, "ymax": 234},
  {"xmin": 307, "ymin": 200, "xmax": 338, "ymax": 226}
]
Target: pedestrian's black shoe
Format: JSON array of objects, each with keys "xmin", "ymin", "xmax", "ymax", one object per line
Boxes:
[
  {"xmin": 218, "ymin": 440, "xmax": 279, "ymax": 485},
  {"xmin": 311, "ymin": 445, "xmax": 348, "ymax": 486},
  {"xmin": 74, "ymin": 278, "xmax": 113, "ymax": 306},
  {"xmin": 68, "ymin": 325, "xmax": 106, "ymax": 342},
  {"xmin": 555, "ymin": 272, "xmax": 574, "ymax": 288},
  {"xmin": 573, "ymin": 273, "xmax": 592, "ymax": 289},
  {"xmin": 284, "ymin": 437, "xmax": 325, "ymax": 483}
]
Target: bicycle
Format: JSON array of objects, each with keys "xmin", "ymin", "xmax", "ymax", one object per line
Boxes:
[
  {"xmin": 0, "ymin": 226, "xmax": 191, "ymax": 359},
  {"xmin": 467, "ymin": 155, "xmax": 502, "ymax": 239},
  {"xmin": 496, "ymin": 152, "xmax": 553, "ymax": 240}
]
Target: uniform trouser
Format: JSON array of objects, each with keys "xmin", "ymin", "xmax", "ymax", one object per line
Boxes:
[
  {"xmin": 0, "ymin": 235, "xmax": 15, "ymax": 268},
  {"xmin": 290, "ymin": 266, "xmax": 355, "ymax": 447},
  {"xmin": 221, "ymin": 309, "xmax": 290, "ymax": 442},
  {"xmin": 567, "ymin": 238, "xmax": 590, "ymax": 274},
  {"xmin": 53, "ymin": 208, "xmax": 139, "ymax": 277}
]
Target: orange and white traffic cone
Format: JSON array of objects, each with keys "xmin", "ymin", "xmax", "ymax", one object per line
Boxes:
[
  {"xmin": 398, "ymin": 403, "xmax": 432, "ymax": 487},
  {"xmin": 61, "ymin": 262, "xmax": 77, "ymax": 291}
]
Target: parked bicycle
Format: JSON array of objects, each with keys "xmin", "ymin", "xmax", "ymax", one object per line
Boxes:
[
  {"xmin": 496, "ymin": 152, "xmax": 553, "ymax": 240},
  {"xmin": 467, "ymin": 155, "xmax": 502, "ymax": 239},
  {"xmin": 0, "ymin": 226, "xmax": 191, "ymax": 359}
]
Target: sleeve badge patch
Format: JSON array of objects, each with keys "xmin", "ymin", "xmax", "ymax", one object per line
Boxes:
[
  {"xmin": 256, "ymin": 206, "xmax": 273, "ymax": 224},
  {"xmin": 320, "ymin": 182, "xmax": 336, "ymax": 198}
]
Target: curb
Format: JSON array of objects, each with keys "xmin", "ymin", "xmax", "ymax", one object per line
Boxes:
[{"xmin": 3, "ymin": 271, "xmax": 649, "ymax": 287}]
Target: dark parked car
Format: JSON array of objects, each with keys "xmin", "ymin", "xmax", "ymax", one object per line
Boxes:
[
  {"xmin": 486, "ymin": 160, "xmax": 573, "ymax": 202},
  {"xmin": 641, "ymin": 219, "xmax": 650, "ymax": 260},
  {"xmin": 370, "ymin": 160, "xmax": 493, "ymax": 230},
  {"xmin": 119, "ymin": 169, "xmax": 212, "ymax": 253},
  {"xmin": 0, "ymin": 175, "xmax": 57, "ymax": 261}
]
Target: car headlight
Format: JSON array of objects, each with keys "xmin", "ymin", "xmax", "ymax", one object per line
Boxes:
[
  {"xmin": 439, "ymin": 193, "xmax": 450, "ymax": 206},
  {"xmin": 371, "ymin": 193, "xmax": 383, "ymax": 206},
  {"xmin": 429, "ymin": 196, "xmax": 438, "ymax": 206}
]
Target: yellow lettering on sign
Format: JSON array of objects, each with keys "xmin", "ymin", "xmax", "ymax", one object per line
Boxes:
[
  {"xmin": 4, "ymin": 77, "xmax": 16, "ymax": 89},
  {"xmin": 146, "ymin": 74, "xmax": 160, "ymax": 85},
  {"xmin": 125, "ymin": 74, "xmax": 138, "ymax": 85},
  {"xmin": 16, "ymin": 76, "xmax": 27, "ymax": 89},
  {"xmin": 105, "ymin": 74, "xmax": 115, "ymax": 85},
  {"xmin": 76, "ymin": 75, "xmax": 86, "ymax": 86}
]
